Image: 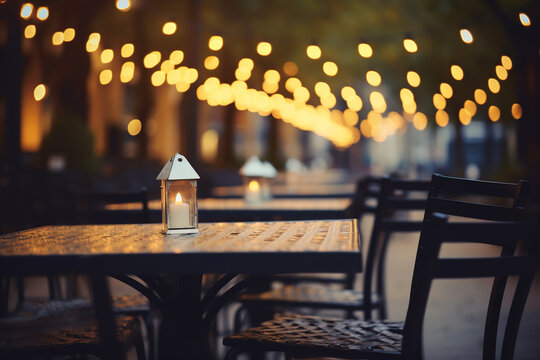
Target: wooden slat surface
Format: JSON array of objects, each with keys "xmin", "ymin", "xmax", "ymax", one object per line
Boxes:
[{"xmin": 0, "ymin": 220, "xmax": 360, "ymax": 275}]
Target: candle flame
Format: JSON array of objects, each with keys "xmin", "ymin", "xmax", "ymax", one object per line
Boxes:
[
  {"xmin": 248, "ymin": 180, "xmax": 260, "ymax": 192},
  {"xmin": 175, "ymin": 192, "xmax": 182, "ymax": 203}
]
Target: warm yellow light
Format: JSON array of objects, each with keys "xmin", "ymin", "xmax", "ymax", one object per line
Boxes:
[
  {"xmin": 186, "ymin": 68, "xmax": 198, "ymax": 83},
  {"xmin": 340, "ymin": 86, "xmax": 355, "ymax": 101},
  {"xmin": 366, "ymin": 70, "xmax": 381, "ymax": 86},
  {"xmin": 321, "ymin": 93, "xmax": 337, "ymax": 108},
  {"xmin": 495, "ymin": 65, "xmax": 508, "ymax": 80},
  {"xmin": 162, "ymin": 22, "xmax": 177, "ymax": 35},
  {"xmin": 488, "ymin": 78, "xmax": 500, "ymax": 93},
  {"xmin": 285, "ymin": 77, "xmax": 301, "ymax": 93},
  {"xmin": 247, "ymin": 180, "xmax": 261, "ymax": 193},
  {"xmin": 464, "ymin": 100, "xmax": 477, "ymax": 116},
  {"xmin": 293, "ymin": 87, "xmax": 310, "ymax": 103},
  {"xmin": 52, "ymin": 32, "xmax": 64, "ymax": 46},
  {"xmin": 204, "ymin": 56, "xmax": 219, "ymax": 70},
  {"xmin": 34, "ymin": 84, "xmax": 46, "ymax": 101},
  {"xmin": 63, "ymin": 28, "xmax": 75, "ymax": 42},
  {"xmin": 264, "ymin": 70, "xmax": 280, "ymax": 83},
  {"xmin": 175, "ymin": 192, "xmax": 183, "ymax": 204},
  {"xmin": 460, "ymin": 29, "xmax": 473, "ymax": 44},
  {"xmin": 257, "ymin": 42, "xmax": 272, "ymax": 56},
  {"xmin": 235, "ymin": 68, "xmax": 251, "ymax": 81},
  {"xmin": 170, "ymin": 50, "xmax": 184, "ymax": 64},
  {"xmin": 151, "ymin": 71, "xmax": 166, "ymax": 86},
  {"xmin": 343, "ymin": 109, "xmax": 359, "ymax": 126},
  {"xmin": 36, "ymin": 6, "xmax": 48, "ymax": 20},
  {"xmin": 440, "ymin": 83, "xmax": 453, "ymax": 99},
  {"xmin": 406, "ymin": 71, "xmax": 421, "ymax": 87},
  {"xmin": 283, "ymin": 61, "xmax": 298, "ymax": 76},
  {"xmin": 144, "ymin": 51, "xmax": 161, "ymax": 68},
  {"xmin": 86, "ymin": 33, "xmax": 101, "ymax": 53},
  {"xmin": 20, "ymin": 3, "xmax": 33, "ymax": 19},
  {"xmin": 511, "ymin": 103, "xmax": 522, "ymax": 119},
  {"xmin": 116, "ymin": 0, "xmax": 131, "ymax": 11},
  {"xmin": 262, "ymin": 81, "xmax": 278, "ymax": 94},
  {"xmin": 167, "ymin": 69, "xmax": 180, "ymax": 85},
  {"xmin": 488, "ymin": 105, "xmax": 500, "ymax": 122},
  {"xmin": 306, "ymin": 45, "xmax": 321, "ymax": 59},
  {"xmin": 433, "ymin": 93, "xmax": 446, "ymax": 110},
  {"xmin": 127, "ymin": 119, "xmax": 142, "ymax": 136},
  {"xmin": 369, "ymin": 91, "xmax": 387, "ymax": 113},
  {"xmin": 403, "ymin": 39, "xmax": 418, "ymax": 53},
  {"xmin": 24, "ymin": 25, "xmax": 36, "ymax": 39},
  {"xmin": 209, "ymin": 36, "xmax": 224, "ymax": 51},
  {"xmin": 474, "ymin": 89, "xmax": 487, "ymax": 105},
  {"xmin": 403, "ymin": 101, "xmax": 417, "ymax": 114},
  {"xmin": 413, "ymin": 112, "xmax": 428, "ymax": 130},
  {"xmin": 176, "ymin": 81, "xmax": 190, "ymax": 93},
  {"xmin": 99, "ymin": 70, "xmax": 113, "ymax": 85},
  {"xmin": 120, "ymin": 62, "xmax": 135, "ymax": 83},
  {"xmin": 435, "ymin": 110, "xmax": 449, "ymax": 127},
  {"xmin": 239, "ymin": 58, "xmax": 254, "ymax": 70},
  {"xmin": 347, "ymin": 96, "xmax": 363, "ymax": 112},
  {"xmin": 358, "ymin": 43, "xmax": 373, "ymax": 58},
  {"xmin": 501, "ymin": 55, "xmax": 512, "ymax": 70},
  {"xmin": 451, "ymin": 65, "xmax": 464, "ymax": 80},
  {"xmin": 120, "ymin": 43, "xmax": 134, "ymax": 58},
  {"xmin": 323, "ymin": 61, "xmax": 338, "ymax": 76},
  {"xmin": 160, "ymin": 60, "xmax": 173, "ymax": 73},
  {"xmin": 101, "ymin": 49, "xmax": 114, "ymax": 64},
  {"xmin": 519, "ymin": 13, "xmax": 531, "ymax": 27},
  {"xmin": 458, "ymin": 108, "xmax": 471, "ymax": 125},
  {"xmin": 201, "ymin": 129, "xmax": 219, "ymax": 163},
  {"xmin": 400, "ymin": 88, "xmax": 414, "ymax": 103}
]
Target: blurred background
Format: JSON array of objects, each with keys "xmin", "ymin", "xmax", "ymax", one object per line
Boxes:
[{"xmin": 0, "ymin": 0, "xmax": 539, "ymax": 232}]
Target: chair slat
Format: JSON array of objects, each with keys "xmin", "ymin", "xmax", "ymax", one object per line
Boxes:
[
  {"xmin": 434, "ymin": 257, "xmax": 534, "ymax": 278},
  {"xmin": 432, "ymin": 174, "xmax": 517, "ymax": 198},
  {"xmin": 440, "ymin": 221, "xmax": 536, "ymax": 246},
  {"xmin": 429, "ymin": 198, "xmax": 517, "ymax": 221}
]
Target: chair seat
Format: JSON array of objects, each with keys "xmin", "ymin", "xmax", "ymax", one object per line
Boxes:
[
  {"xmin": 0, "ymin": 299, "xmax": 141, "ymax": 358},
  {"xmin": 239, "ymin": 284, "xmax": 382, "ymax": 310},
  {"xmin": 224, "ymin": 313, "xmax": 403, "ymax": 359},
  {"xmin": 271, "ymin": 273, "xmax": 350, "ymax": 285}
]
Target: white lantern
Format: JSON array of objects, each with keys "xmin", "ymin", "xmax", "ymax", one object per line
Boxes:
[
  {"xmin": 156, "ymin": 153, "xmax": 200, "ymax": 234},
  {"xmin": 240, "ymin": 156, "xmax": 276, "ymax": 203}
]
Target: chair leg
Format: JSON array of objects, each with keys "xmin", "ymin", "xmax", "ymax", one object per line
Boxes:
[{"xmin": 143, "ymin": 315, "xmax": 155, "ymax": 360}]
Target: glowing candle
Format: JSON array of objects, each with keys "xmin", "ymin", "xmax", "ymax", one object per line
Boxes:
[
  {"xmin": 169, "ymin": 192, "xmax": 190, "ymax": 228},
  {"xmin": 245, "ymin": 180, "xmax": 262, "ymax": 203}
]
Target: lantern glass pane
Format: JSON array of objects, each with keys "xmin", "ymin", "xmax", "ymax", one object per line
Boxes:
[{"xmin": 163, "ymin": 180, "xmax": 197, "ymax": 231}]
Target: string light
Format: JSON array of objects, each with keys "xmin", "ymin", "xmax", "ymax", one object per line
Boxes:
[
  {"xmin": 162, "ymin": 22, "xmax": 177, "ymax": 35},
  {"xmin": 116, "ymin": 0, "xmax": 131, "ymax": 12},
  {"xmin": 20, "ymin": 3, "xmax": 33, "ymax": 19},
  {"xmin": 501, "ymin": 55, "xmax": 512, "ymax": 70},
  {"xmin": 460, "ymin": 29, "xmax": 473, "ymax": 44},
  {"xmin": 406, "ymin": 71, "xmax": 421, "ymax": 87},
  {"xmin": 36, "ymin": 6, "xmax": 49, "ymax": 20},
  {"xmin": 120, "ymin": 62, "xmax": 135, "ymax": 83},
  {"xmin": 257, "ymin": 42, "xmax": 272, "ymax": 56},
  {"xmin": 488, "ymin": 78, "xmax": 500, "ymax": 93},
  {"xmin": 433, "ymin": 93, "xmax": 446, "ymax": 110},
  {"xmin": 306, "ymin": 45, "xmax": 321, "ymax": 59},
  {"xmin": 99, "ymin": 70, "xmax": 113, "ymax": 85},
  {"xmin": 283, "ymin": 62, "xmax": 298, "ymax": 76},
  {"xmin": 33, "ymin": 84, "xmax": 46, "ymax": 101},
  {"xmin": 101, "ymin": 49, "xmax": 114, "ymax": 64},
  {"xmin": 511, "ymin": 103, "xmax": 522, "ymax": 119},
  {"xmin": 127, "ymin": 119, "xmax": 142, "ymax": 136},
  {"xmin": 121, "ymin": 43, "xmax": 134, "ymax": 58},
  {"xmin": 52, "ymin": 32, "xmax": 64, "ymax": 46},
  {"xmin": 204, "ymin": 56, "xmax": 219, "ymax": 70},
  {"xmin": 519, "ymin": 13, "xmax": 531, "ymax": 27},
  {"xmin": 412, "ymin": 112, "xmax": 427, "ymax": 130},
  {"xmin": 440, "ymin": 83, "xmax": 453, "ymax": 98},
  {"xmin": 495, "ymin": 65, "xmax": 508, "ymax": 80},
  {"xmin": 208, "ymin": 36, "xmax": 224, "ymax": 51},
  {"xmin": 435, "ymin": 110, "xmax": 449, "ymax": 127},
  {"xmin": 143, "ymin": 51, "xmax": 161, "ymax": 68},
  {"xmin": 24, "ymin": 25, "xmax": 36, "ymax": 39},
  {"xmin": 358, "ymin": 43, "xmax": 373, "ymax": 58},
  {"xmin": 151, "ymin": 71, "xmax": 166, "ymax": 86},
  {"xmin": 459, "ymin": 108, "xmax": 471, "ymax": 125},
  {"xmin": 369, "ymin": 91, "xmax": 386, "ymax": 113},
  {"xmin": 170, "ymin": 50, "xmax": 184, "ymax": 65},
  {"xmin": 86, "ymin": 33, "xmax": 101, "ymax": 53},
  {"xmin": 63, "ymin": 28, "xmax": 75, "ymax": 42},
  {"xmin": 474, "ymin": 89, "xmax": 487, "ymax": 104},
  {"xmin": 403, "ymin": 38, "xmax": 418, "ymax": 53},
  {"xmin": 366, "ymin": 71, "xmax": 381, "ymax": 86},
  {"xmin": 451, "ymin": 65, "xmax": 464, "ymax": 80},
  {"xmin": 488, "ymin": 105, "xmax": 500, "ymax": 121},
  {"xmin": 464, "ymin": 100, "xmax": 477, "ymax": 116},
  {"xmin": 323, "ymin": 61, "xmax": 338, "ymax": 76}
]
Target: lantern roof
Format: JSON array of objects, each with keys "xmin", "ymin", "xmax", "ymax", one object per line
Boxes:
[
  {"xmin": 156, "ymin": 153, "xmax": 200, "ymax": 180},
  {"xmin": 240, "ymin": 156, "xmax": 276, "ymax": 178}
]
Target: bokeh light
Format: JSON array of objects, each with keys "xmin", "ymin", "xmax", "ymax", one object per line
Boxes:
[
  {"xmin": 323, "ymin": 61, "xmax": 338, "ymax": 76},
  {"xmin": 209, "ymin": 36, "xmax": 224, "ymax": 51},
  {"xmin": 474, "ymin": 89, "xmax": 487, "ymax": 105},
  {"xmin": 63, "ymin": 28, "xmax": 75, "ymax": 42},
  {"xmin": 306, "ymin": 45, "xmax": 321, "ymax": 59},
  {"xmin": 257, "ymin": 42, "xmax": 272, "ymax": 56},
  {"xmin": 451, "ymin": 65, "xmax": 464, "ymax": 80},
  {"xmin": 440, "ymin": 83, "xmax": 453, "ymax": 98},
  {"xmin": 511, "ymin": 103, "xmax": 522, "ymax": 119},
  {"xmin": 116, "ymin": 0, "xmax": 131, "ymax": 12},
  {"xmin": 488, "ymin": 105, "xmax": 500, "ymax": 122},
  {"xmin": 406, "ymin": 71, "xmax": 421, "ymax": 87},
  {"xmin": 357, "ymin": 43, "xmax": 373, "ymax": 58},
  {"xmin": 519, "ymin": 13, "xmax": 531, "ymax": 27},
  {"xmin": 162, "ymin": 22, "xmax": 177, "ymax": 35},
  {"xmin": 34, "ymin": 84, "xmax": 46, "ymax": 101},
  {"xmin": 460, "ymin": 29, "xmax": 473, "ymax": 43},
  {"xmin": 366, "ymin": 71, "xmax": 381, "ymax": 86},
  {"xmin": 36, "ymin": 7, "xmax": 49, "ymax": 20},
  {"xmin": 121, "ymin": 43, "xmax": 134, "ymax": 58},
  {"xmin": 127, "ymin": 119, "xmax": 142, "ymax": 136},
  {"xmin": 403, "ymin": 39, "xmax": 418, "ymax": 53}
]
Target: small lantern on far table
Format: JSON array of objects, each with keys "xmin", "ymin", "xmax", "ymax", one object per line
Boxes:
[
  {"xmin": 156, "ymin": 153, "xmax": 200, "ymax": 234},
  {"xmin": 240, "ymin": 156, "xmax": 276, "ymax": 204}
]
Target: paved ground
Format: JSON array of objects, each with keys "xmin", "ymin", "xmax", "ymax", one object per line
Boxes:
[{"xmin": 11, "ymin": 215, "xmax": 540, "ymax": 359}]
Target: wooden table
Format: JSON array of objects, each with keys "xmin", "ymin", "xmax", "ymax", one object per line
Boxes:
[
  {"xmin": 0, "ymin": 220, "xmax": 360, "ymax": 359},
  {"xmin": 106, "ymin": 197, "xmax": 353, "ymax": 222},
  {"xmin": 211, "ymin": 183, "xmax": 356, "ymax": 199}
]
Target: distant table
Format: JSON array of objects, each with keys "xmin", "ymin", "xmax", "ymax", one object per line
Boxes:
[
  {"xmin": 0, "ymin": 220, "xmax": 360, "ymax": 359},
  {"xmin": 211, "ymin": 183, "xmax": 356, "ymax": 198},
  {"xmin": 107, "ymin": 197, "xmax": 353, "ymax": 222}
]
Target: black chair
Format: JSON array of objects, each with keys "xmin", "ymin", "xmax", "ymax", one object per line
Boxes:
[
  {"xmin": 0, "ymin": 273, "xmax": 146, "ymax": 360},
  {"xmin": 223, "ymin": 174, "xmax": 535, "ymax": 359},
  {"xmin": 235, "ymin": 177, "xmax": 430, "ymax": 325}
]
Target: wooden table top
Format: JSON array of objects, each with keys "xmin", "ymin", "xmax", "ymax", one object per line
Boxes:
[
  {"xmin": 211, "ymin": 183, "xmax": 356, "ymax": 198},
  {"xmin": 0, "ymin": 220, "xmax": 360, "ymax": 275}
]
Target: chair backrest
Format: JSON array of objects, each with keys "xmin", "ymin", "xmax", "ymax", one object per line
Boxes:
[
  {"xmin": 72, "ymin": 187, "xmax": 149, "ymax": 224},
  {"xmin": 362, "ymin": 176, "xmax": 431, "ymax": 319},
  {"xmin": 402, "ymin": 173, "xmax": 534, "ymax": 359}
]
